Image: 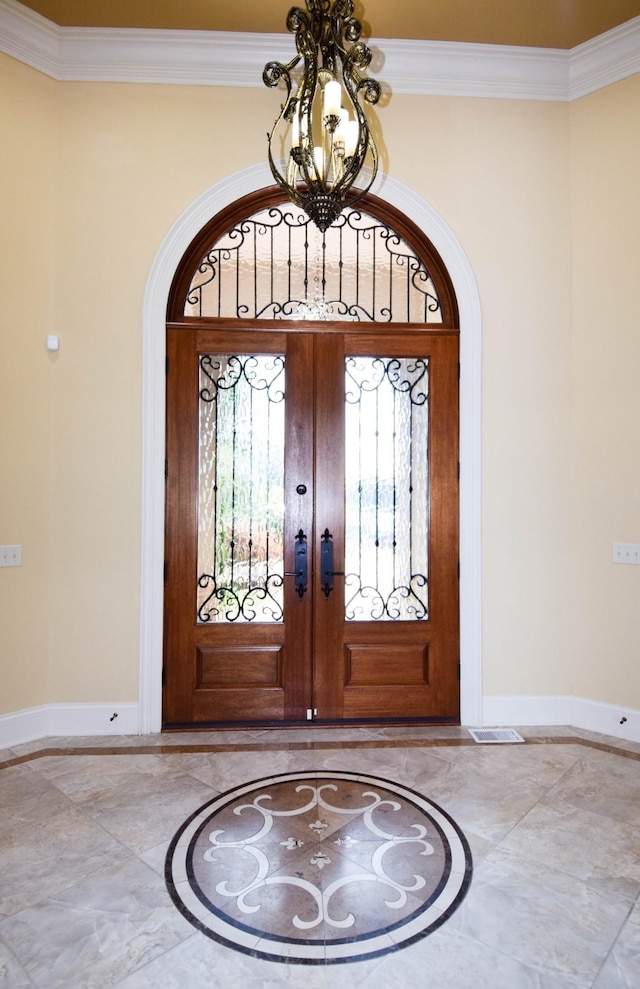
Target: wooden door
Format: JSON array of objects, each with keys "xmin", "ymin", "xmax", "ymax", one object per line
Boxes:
[
  {"xmin": 163, "ymin": 326, "xmax": 314, "ymax": 726},
  {"xmin": 162, "ymin": 323, "xmax": 459, "ymax": 727},
  {"xmin": 313, "ymin": 330, "xmax": 459, "ymax": 721}
]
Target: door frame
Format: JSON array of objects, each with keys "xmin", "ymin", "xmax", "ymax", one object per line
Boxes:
[{"xmin": 139, "ymin": 162, "xmax": 482, "ymax": 733}]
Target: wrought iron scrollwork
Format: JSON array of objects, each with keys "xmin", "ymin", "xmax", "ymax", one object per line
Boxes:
[
  {"xmin": 199, "ymin": 354, "xmax": 285, "ymax": 404},
  {"xmin": 345, "ymin": 573, "xmax": 428, "ymax": 621},
  {"xmin": 345, "ymin": 356, "xmax": 428, "ymax": 406},
  {"xmin": 185, "ymin": 205, "xmax": 442, "ymax": 324},
  {"xmin": 197, "ymin": 573, "xmax": 284, "ymax": 624}
]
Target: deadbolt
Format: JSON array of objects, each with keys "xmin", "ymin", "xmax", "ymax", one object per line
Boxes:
[{"xmin": 296, "ymin": 484, "xmax": 307, "ymax": 495}]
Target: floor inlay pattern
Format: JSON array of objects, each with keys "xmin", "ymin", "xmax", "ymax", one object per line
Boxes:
[{"xmin": 165, "ymin": 770, "xmax": 472, "ymax": 964}]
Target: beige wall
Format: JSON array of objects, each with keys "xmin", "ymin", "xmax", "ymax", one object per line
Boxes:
[
  {"xmin": 0, "ymin": 56, "xmax": 57, "ymax": 711},
  {"xmin": 570, "ymin": 74, "xmax": 640, "ymax": 708},
  {"xmin": 0, "ymin": 51, "xmax": 638, "ymax": 716}
]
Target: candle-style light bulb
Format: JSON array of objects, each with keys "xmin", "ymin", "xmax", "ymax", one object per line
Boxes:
[
  {"xmin": 323, "ymin": 80, "xmax": 341, "ymax": 119},
  {"xmin": 291, "ymin": 113, "xmax": 300, "ymax": 149},
  {"xmin": 313, "ymin": 146, "xmax": 325, "ymax": 180},
  {"xmin": 345, "ymin": 119, "xmax": 359, "ymax": 158}
]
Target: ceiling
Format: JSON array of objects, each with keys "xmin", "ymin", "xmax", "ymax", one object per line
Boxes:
[{"xmin": 18, "ymin": 0, "xmax": 640, "ymax": 50}]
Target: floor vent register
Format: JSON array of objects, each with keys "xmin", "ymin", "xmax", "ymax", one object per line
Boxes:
[{"xmin": 468, "ymin": 728, "xmax": 525, "ymax": 744}]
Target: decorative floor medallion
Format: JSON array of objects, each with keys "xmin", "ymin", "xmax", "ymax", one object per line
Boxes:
[{"xmin": 165, "ymin": 771, "xmax": 473, "ymax": 964}]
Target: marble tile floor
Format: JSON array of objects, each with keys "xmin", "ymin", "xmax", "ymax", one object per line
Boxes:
[{"xmin": 0, "ymin": 724, "xmax": 639, "ymax": 988}]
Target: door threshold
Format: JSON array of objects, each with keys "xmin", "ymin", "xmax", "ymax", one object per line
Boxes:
[{"xmin": 162, "ymin": 717, "xmax": 461, "ymax": 732}]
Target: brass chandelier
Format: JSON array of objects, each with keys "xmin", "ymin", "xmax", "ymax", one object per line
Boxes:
[{"xmin": 263, "ymin": 0, "xmax": 382, "ymax": 232}]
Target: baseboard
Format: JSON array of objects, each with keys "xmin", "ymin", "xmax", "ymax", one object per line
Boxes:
[
  {"xmin": 481, "ymin": 694, "xmax": 640, "ymax": 744},
  {"xmin": 2, "ymin": 696, "xmax": 639, "ymax": 749},
  {"xmin": 0, "ymin": 702, "xmax": 139, "ymax": 749}
]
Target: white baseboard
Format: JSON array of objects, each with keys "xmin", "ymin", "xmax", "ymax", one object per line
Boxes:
[
  {"xmin": 481, "ymin": 694, "xmax": 640, "ymax": 745},
  {"xmin": 0, "ymin": 702, "xmax": 139, "ymax": 749},
  {"xmin": 2, "ymin": 696, "xmax": 639, "ymax": 749}
]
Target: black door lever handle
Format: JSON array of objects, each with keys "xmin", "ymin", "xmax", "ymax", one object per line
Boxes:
[
  {"xmin": 285, "ymin": 529, "xmax": 307, "ymax": 598},
  {"xmin": 320, "ymin": 528, "xmax": 342, "ymax": 598}
]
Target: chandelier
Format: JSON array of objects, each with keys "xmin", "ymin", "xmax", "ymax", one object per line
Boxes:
[{"xmin": 263, "ymin": 1, "xmax": 382, "ymax": 232}]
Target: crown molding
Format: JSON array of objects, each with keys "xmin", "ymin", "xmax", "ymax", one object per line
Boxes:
[
  {"xmin": 569, "ymin": 15, "xmax": 640, "ymax": 99},
  {"xmin": 0, "ymin": 0, "xmax": 59, "ymax": 75},
  {"xmin": 1, "ymin": 0, "xmax": 639, "ymax": 101},
  {"xmin": 375, "ymin": 37, "xmax": 569, "ymax": 100}
]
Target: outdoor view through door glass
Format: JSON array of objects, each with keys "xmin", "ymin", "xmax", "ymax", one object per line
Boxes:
[
  {"xmin": 345, "ymin": 356, "xmax": 429, "ymax": 621},
  {"xmin": 197, "ymin": 353, "xmax": 286, "ymax": 624}
]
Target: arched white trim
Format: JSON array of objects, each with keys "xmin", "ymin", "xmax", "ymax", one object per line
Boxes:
[{"xmin": 139, "ymin": 163, "xmax": 482, "ymax": 733}]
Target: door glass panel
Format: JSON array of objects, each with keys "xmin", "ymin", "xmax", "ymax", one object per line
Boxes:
[
  {"xmin": 344, "ymin": 357, "xmax": 429, "ymax": 621},
  {"xmin": 197, "ymin": 354, "xmax": 285, "ymax": 623}
]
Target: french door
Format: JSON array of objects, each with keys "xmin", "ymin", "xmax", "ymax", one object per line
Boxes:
[{"xmin": 163, "ymin": 322, "xmax": 459, "ymax": 727}]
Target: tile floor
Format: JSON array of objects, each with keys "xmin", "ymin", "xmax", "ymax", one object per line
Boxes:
[{"xmin": 0, "ymin": 725, "xmax": 639, "ymax": 988}]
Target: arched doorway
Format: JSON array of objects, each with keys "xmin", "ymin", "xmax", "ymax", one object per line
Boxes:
[
  {"xmin": 162, "ymin": 186, "xmax": 461, "ymax": 728},
  {"xmin": 139, "ymin": 164, "xmax": 482, "ymax": 734}
]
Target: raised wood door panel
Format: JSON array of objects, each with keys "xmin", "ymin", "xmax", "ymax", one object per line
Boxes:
[
  {"xmin": 312, "ymin": 332, "xmax": 460, "ymax": 722},
  {"xmin": 163, "ymin": 324, "xmax": 459, "ymax": 727}
]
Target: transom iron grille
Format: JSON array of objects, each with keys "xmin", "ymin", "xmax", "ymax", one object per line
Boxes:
[
  {"xmin": 344, "ymin": 356, "xmax": 429, "ymax": 621},
  {"xmin": 185, "ymin": 205, "xmax": 442, "ymax": 323},
  {"xmin": 197, "ymin": 354, "xmax": 285, "ymax": 623}
]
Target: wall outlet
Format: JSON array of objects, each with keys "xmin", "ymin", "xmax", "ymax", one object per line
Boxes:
[
  {"xmin": 612, "ymin": 542, "xmax": 640, "ymax": 565},
  {"xmin": 0, "ymin": 545, "xmax": 22, "ymax": 567}
]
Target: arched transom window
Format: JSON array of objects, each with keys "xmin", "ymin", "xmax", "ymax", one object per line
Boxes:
[{"xmin": 183, "ymin": 202, "xmax": 445, "ymax": 324}]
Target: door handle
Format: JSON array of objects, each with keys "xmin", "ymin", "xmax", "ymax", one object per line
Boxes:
[
  {"xmin": 320, "ymin": 528, "xmax": 345, "ymax": 598},
  {"xmin": 284, "ymin": 528, "xmax": 307, "ymax": 598}
]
